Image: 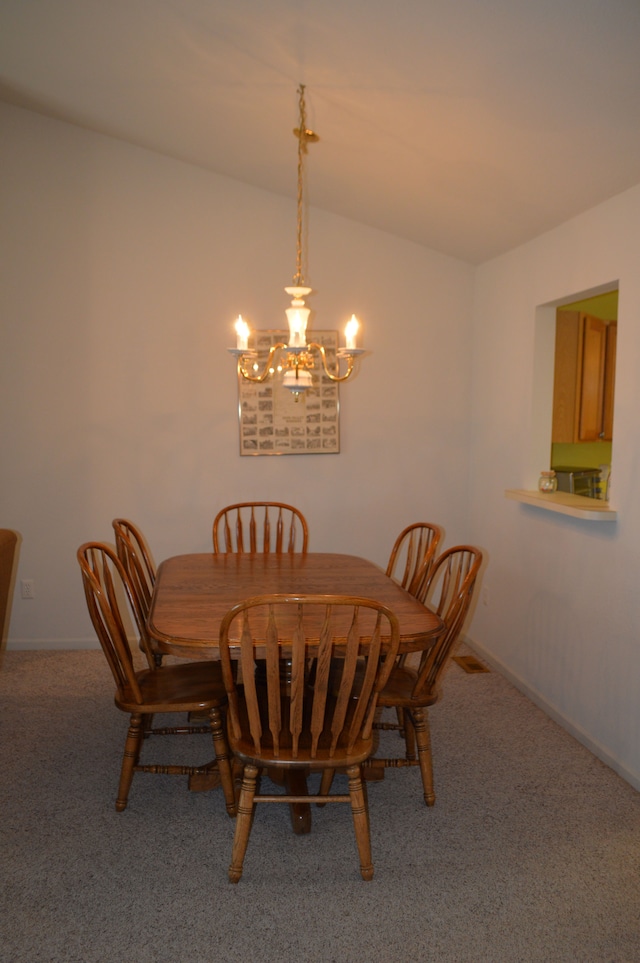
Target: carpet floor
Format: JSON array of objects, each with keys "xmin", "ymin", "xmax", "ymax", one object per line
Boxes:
[{"xmin": 1, "ymin": 647, "xmax": 638, "ymax": 963}]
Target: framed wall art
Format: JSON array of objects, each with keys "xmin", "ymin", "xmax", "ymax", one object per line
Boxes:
[{"xmin": 238, "ymin": 330, "xmax": 340, "ymax": 455}]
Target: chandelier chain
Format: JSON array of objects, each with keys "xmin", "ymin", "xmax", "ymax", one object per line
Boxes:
[{"xmin": 293, "ymin": 84, "xmax": 317, "ymax": 288}]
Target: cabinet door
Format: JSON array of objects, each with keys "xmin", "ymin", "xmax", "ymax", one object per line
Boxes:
[
  {"xmin": 552, "ymin": 310, "xmax": 615, "ymax": 444},
  {"xmin": 602, "ymin": 321, "xmax": 617, "ymax": 440},
  {"xmin": 552, "ymin": 311, "xmax": 581, "ymax": 443},
  {"xmin": 578, "ymin": 314, "xmax": 607, "ymax": 441}
]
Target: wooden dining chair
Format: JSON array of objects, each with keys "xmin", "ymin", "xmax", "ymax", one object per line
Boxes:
[
  {"xmin": 218, "ymin": 594, "xmax": 400, "ymax": 882},
  {"xmin": 386, "ymin": 522, "xmax": 443, "ymax": 603},
  {"xmin": 365, "ymin": 545, "xmax": 483, "ymax": 805},
  {"xmin": 212, "ymin": 502, "xmax": 309, "ymax": 554},
  {"xmin": 77, "ymin": 542, "xmax": 236, "ymax": 816},
  {"xmin": 112, "ymin": 518, "xmax": 162, "ymax": 667}
]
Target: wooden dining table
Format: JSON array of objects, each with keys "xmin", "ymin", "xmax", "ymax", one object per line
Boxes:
[
  {"xmin": 147, "ymin": 551, "xmax": 444, "ymax": 831},
  {"xmin": 148, "ymin": 552, "xmax": 444, "ymax": 655}
]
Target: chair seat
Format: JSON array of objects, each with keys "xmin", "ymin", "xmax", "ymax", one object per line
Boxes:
[
  {"xmin": 116, "ymin": 660, "xmax": 227, "ymax": 714},
  {"xmin": 228, "ymin": 689, "xmax": 374, "ymax": 769},
  {"xmin": 376, "ymin": 665, "xmax": 439, "ymax": 709},
  {"xmin": 230, "ymin": 733, "xmax": 375, "ymax": 770}
]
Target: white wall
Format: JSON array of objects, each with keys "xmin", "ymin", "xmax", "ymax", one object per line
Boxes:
[
  {"xmin": 0, "ymin": 103, "xmax": 474, "ymax": 648},
  {"xmin": 468, "ymin": 184, "xmax": 640, "ymax": 789}
]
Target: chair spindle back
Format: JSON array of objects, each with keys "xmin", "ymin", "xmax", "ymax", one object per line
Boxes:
[
  {"xmin": 386, "ymin": 522, "xmax": 443, "ymax": 602},
  {"xmin": 112, "ymin": 518, "xmax": 156, "ymax": 619},
  {"xmin": 78, "ymin": 542, "xmax": 152, "ymax": 703},
  {"xmin": 412, "ymin": 545, "xmax": 483, "ymax": 698},
  {"xmin": 219, "ymin": 595, "xmax": 400, "ymax": 761},
  {"xmin": 213, "ymin": 502, "xmax": 309, "ymax": 554}
]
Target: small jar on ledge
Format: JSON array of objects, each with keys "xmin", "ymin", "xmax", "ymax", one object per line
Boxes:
[{"xmin": 538, "ymin": 470, "xmax": 558, "ymax": 493}]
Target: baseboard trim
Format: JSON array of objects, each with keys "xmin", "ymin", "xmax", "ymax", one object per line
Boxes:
[
  {"xmin": 464, "ymin": 635, "xmax": 640, "ymax": 794},
  {"xmin": 3, "ymin": 639, "xmax": 100, "ymax": 651}
]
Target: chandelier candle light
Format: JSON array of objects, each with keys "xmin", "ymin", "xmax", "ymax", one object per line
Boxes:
[{"xmin": 228, "ymin": 84, "xmax": 366, "ymax": 400}]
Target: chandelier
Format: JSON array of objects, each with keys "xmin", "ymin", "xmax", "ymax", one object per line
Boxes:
[{"xmin": 228, "ymin": 84, "xmax": 366, "ymax": 401}]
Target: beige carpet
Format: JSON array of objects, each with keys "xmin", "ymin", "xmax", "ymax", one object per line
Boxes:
[{"xmin": 1, "ymin": 647, "xmax": 639, "ymax": 962}]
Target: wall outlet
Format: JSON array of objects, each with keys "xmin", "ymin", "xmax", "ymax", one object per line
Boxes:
[{"xmin": 21, "ymin": 579, "xmax": 35, "ymax": 599}]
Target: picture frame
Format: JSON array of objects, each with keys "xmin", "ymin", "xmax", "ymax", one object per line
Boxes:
[{"xmin": 238, "ymin": 330, "xmax": 340, "ymax": 456}]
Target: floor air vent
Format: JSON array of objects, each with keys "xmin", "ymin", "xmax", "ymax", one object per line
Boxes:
[{"xmin": 453, "ymin": 655, "xmax": 489, "ymax": 673}]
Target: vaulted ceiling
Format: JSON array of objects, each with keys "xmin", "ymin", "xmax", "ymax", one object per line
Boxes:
[{"xmin": 2, "ymin": 0, "xmax": 640, "ymax": 264}]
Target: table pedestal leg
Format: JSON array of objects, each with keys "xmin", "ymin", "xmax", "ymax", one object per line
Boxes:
[
  {"xmin": 267, "ymin": 767, "xmax": 312, "ymax": 834},
  {"xmin": 286, "ymin": 769, "xmax": 312, "ymax": 835}
]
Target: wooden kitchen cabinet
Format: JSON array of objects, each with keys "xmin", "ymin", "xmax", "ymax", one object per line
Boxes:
[{"xmin": 552, "ymin": 310, "xmax": 616, "ymax": 443}]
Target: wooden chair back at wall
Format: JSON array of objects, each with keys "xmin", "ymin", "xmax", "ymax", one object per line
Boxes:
[
  {"xmin": 385, "ymin": 522, "xmax": 443, "ymax": 603},
  {"xmin": 78, "ymin": 542, "xmax": 153, "ymax": 699},
  {"xmin": 112, "ymin": 519, "xmax": 156, "ymax": 616},
  {"xmin": 112, "ymin": 518, "xmax": 160, "ymax": 667},
  {"xmin": 212, "ymin": 502, "xmax": 309, "ymax": 554}
]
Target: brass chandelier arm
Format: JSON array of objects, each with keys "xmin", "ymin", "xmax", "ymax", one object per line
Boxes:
[
  {"xmin": 237, "ymin": 343, "xmax": 287, "ymax": 382},
  {"xmin": 307, "ymin": 342, "xmax": 355, "ymax": 383},
  {"xmin": 237, "ymin": 342, "xmax": 356, "ymax": 385}
]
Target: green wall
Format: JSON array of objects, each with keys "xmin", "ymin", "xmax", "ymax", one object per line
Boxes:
[
  {"xmin": 551, "ymin": 441, "xmax": 612, "ymax": 470},
  {"xmin": 562, "ymin": 290, "xmax": 618, "ymax": 320}
]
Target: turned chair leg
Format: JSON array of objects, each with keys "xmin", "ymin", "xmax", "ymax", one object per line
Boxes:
[
  {"xmin": 229, "ymin": 764, "xmax": 258, "ymax": 883},
  {"xmin": 209, "ymin": 706, "xmax": 237, "ymax": 817},
  {"xmin": 410, "ymin": 707, "xmax": 435, "ymax": 806},
  {"xmin": 116, "ymin": 711, "xmax": 144, "ymax": 812},
  {"xmin": 403, "ymin": 711, "xmax": 418, "ymax": 760},
  {"xmin": 347, "ymin": 764, "xmax": 374, "ymax": 881}
]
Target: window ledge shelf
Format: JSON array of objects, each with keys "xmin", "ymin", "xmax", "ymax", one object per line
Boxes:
[{"xmin": 505, "ymin": 489, "xmax": 617, "ymax": 521}]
